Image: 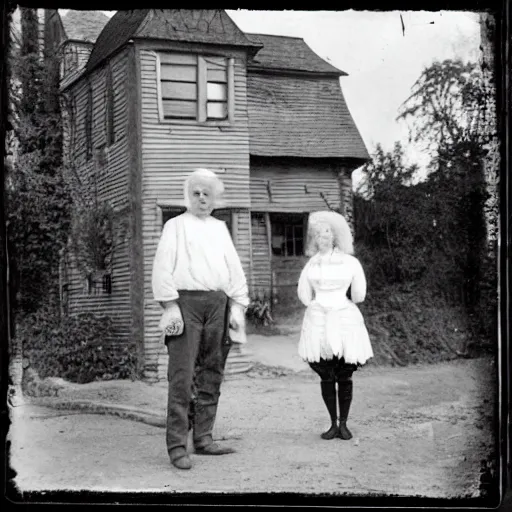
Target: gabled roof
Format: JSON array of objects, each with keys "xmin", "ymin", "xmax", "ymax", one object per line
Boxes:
[
  {"xmin": 61, "ymin": 10, "xmax": 110, "ymax": 43},
  {"xmin": 248, "ymin": 73, "xmax": 369, "ymax": 161},
  {"xmin": 246, "ymin": 33, "xmax": 346, "ymax": 76},
  {"xmin": 86, "ymin": 9, "xmax": 262, "ymax": 73}
]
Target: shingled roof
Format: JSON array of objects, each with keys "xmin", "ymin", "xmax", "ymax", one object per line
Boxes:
[
  {"xmin": 246, "ymin": 33, "xmax": 346, "ymax": 76},
  {"xmin": 247, "ymin": 73, "xmax": 369, "ymax": 161},
  {"xmin": 60, "ymin": 10, "xmax": 110, "ymax": 43},
  {"xmin": 86, "ymin": 9, "xmax": 262, "ymax": 73}
]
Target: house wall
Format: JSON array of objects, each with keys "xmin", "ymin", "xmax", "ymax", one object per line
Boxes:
[
  {"xmin": 250, "ymin": 160, "xmax": 342, "ymax": 213},
  {"xmin": 136, "ymin": 41, "xmax": 253, "ymax": 382},
  {"xmin": 249, "ymin": 159, "xmax": 355, "ymax": 303},
  {"xmin": 60, "ymin": 41, "xmax": 95, "ymax": 90},
  {"xmin": 62, "ymin": 47, "xmax": 133, "ymax": 345}
]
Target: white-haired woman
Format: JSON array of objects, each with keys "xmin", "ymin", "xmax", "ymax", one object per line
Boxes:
[
  {"xmin": 152, "ymin": 169, "xmax": 249, "ymax": 470},
  {"xmin": 297, "ymin": 210, "xmax": 373, "ymax": 441}
]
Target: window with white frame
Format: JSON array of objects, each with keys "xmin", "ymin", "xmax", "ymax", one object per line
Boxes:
[{"xmin": 158, "ymin": 52, "xmax": 234, "ymax": 123}]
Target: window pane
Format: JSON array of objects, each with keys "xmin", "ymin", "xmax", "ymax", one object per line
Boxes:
[
  {"xmin": 204, "ymin": 56, "xmax": 226, "ymax": 68},
  {"xmin": 273, "ymin": 223, "xmax": 283, "ymax": 236},
  {"xmin": 163, "ymin": 99, "xmax": 197, "ymax": 119},
  {"xmin": 161, "ymin": 81, "xmax": 197, "ymax": 101},
  {"xmin": 207, "ymin": 83, "xmax": 227, "ymax": 101},
  {"xmin": 160, "ymin": 64, "xmax": 197, "ymax": 82},
  {"xmin": 207, "ymin": 68, "xmax": 227, "ymax": 83},
  {"xmin": 295, "ymin": 238, "xmax": 304, "ymax": 256},
  {"xmin": 207, "ymin": 101, "xmax": 227, "ymax": 119},
  {"xmin": 206, "ymin": 56, "xmax": 227, "ymax": 83},
  {"xmin": 160, "ymin": 53, "xmax": 197, "ymax": 65}
]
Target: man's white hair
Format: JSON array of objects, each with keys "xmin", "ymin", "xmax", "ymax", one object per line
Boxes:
[
  {"xmin": 305, "ymin": 210, "xmax": 354, "ymax": 256},
  {"xmin": 183, "ymin": 168, "xmax": 225, "ymax": 209}
]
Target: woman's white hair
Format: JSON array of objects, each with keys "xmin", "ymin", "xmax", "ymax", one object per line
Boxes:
[
  {"xmin": 305, "ymin": 210, "xmax": 354, "ymax": 256},
  {"xmin": 183, "ymin": 168, "xmax": 225, "ymax": 209}
]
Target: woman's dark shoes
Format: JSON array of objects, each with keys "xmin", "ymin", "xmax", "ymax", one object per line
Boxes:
[
  {"xmin": 320, "ymin": 424, "xmax": 340, "ymax": 440},
  {"xmin": 338, "ymin": 421, "xmax": 353, "ymax": 440},
  {"xmin": 194, "ymin": 442, "xmax": 236, "ymax": 455}
]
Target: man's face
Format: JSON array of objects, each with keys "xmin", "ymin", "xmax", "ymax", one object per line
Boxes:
[{"xmin": 188, "ymin": 179, "xmax": 215, "ymax": 218}]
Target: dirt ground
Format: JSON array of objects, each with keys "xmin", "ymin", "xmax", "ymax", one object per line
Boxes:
[{"xmin": 8, "ymin": 356, "xmax": 497, "ymax": 500}]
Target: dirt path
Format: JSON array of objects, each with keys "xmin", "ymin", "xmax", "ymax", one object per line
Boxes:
[{"xmin": 9, "ymin": 357, "xmax": 496, "ymax": 498}]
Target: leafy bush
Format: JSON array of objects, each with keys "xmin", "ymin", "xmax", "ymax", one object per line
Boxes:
[
  {"xmin": 246, "ymin": 291, "xmax": 274, "ymax": 327},
  {"xmin": 17, "ymin": 305, "xmax": 137, "ymax": 384},
  {"xmin": 358, "ymin": 283, "xmax": 476, "ymax": 366}
]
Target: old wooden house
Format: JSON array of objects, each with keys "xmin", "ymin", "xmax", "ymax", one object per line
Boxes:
[{"xmin": 54, "ymin": 9, "xmax": 369, "ymax": 382}]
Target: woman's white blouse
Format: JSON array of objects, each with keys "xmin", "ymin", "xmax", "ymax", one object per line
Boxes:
[
  {"xmin": 297, "ymin": 250, "xmax": 367, "ymax": 309},
  {"xmin": 296, "ymin": 249, "xmax": 373, "ymax": 364},
  {"xmin": 152, "ymin": 211, "xmax": 249, "ymax": 307}
]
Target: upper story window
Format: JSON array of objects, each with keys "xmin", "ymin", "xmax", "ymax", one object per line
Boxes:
[{"xmin": 158, "ymin": 52, "xmax": 234, "ymax": 124}]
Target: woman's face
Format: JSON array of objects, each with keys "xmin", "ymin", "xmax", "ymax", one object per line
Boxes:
[
  {"xmin": 188, "ymin": 179, "xmax": 215, "ymax": 218},
  {"xmin": 315, "ymin": 223, "xmax": 334, "ymax": 253}
]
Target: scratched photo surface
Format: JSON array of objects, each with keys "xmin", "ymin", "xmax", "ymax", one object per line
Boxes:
[{"xmin": 5, "ymin": 7, "xmax": 501, "ymax": 505}]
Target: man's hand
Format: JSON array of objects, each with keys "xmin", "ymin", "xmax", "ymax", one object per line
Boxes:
[
  {"xmin": 229, "ymin": 315, "xmax": 239, "ymax": 330},
  {"xmin": 228, "ymin": 302, "xmax": 246, "ymax": 335},
  {"xmin": 159, "ymin": 301, "xmax": 184, "ymax": 337}
]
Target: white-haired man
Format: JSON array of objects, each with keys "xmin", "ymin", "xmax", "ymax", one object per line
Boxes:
[{"xmin": 152, "ymin": 169, "xmax": 249, "ymax": 470}]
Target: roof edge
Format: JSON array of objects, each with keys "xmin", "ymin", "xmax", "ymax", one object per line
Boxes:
[
  {"xmin": 61, "ymin": 42, "xmax": 133, "ymax": 92},
  {"xmin": 247, "ymin": 66, "xmax": 348, "ymax": 78}
]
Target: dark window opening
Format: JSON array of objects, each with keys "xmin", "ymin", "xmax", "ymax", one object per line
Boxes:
[
  {"xmin": 271, "ymin": 214, "xmax": 305, "ymax": 257},
  {"xmin": 162, "ymin": 207, "xmax": 232, "ymax": 234}
]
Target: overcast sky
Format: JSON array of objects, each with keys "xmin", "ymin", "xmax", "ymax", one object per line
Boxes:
[{"xmin": 75, "ymin": 9, "xmax": 482, "ymax": 186}]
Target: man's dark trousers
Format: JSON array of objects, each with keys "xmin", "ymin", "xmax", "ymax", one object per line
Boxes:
[{"xmin": 165, "ymin": 290, "xmax": 231, "ymax": 457}]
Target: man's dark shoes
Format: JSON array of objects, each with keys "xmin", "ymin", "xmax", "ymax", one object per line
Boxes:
[
  {"xmin": 194, "ymin": 442, "xmax": 236, "ymax": 456},
  {"xmin": 170, "ymin": 447, "xmax": 192, "ymax": 470},
  {"xmin": 321, "ymin": 424, "xmax": 340, "ymax": 440}
]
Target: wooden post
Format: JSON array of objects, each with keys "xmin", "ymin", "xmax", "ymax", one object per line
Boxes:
[
  {"xmin": 231, "ymin": 210, "xmax": 239, "ymax": 246},
  {"xmin": 264, "ymin": 212, "xmax": 273, "ymax": 305},
  {"xmin": 248, "ymin": 211, "xmax": 255, "ymax": 295},
  {"xmin": 337, "ymin": 168, "xmax": 355, "ymax": 236}
]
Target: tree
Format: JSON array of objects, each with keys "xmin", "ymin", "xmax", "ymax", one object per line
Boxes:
[
  {"xmin": 396, "ymin": 53, "xmax": 498, "ymax": 346},
  {"xmin": 396, "ymin": 59, "xmax": 491, "ymax": 160},
  {"xmin": 6, "ymin": 7, "xmax": 71, "ymax": 315}
]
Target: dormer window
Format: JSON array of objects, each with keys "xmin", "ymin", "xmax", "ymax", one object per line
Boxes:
[{"xmin": 157, "ymin": 52, "xmax": 234, "ymax": 124}]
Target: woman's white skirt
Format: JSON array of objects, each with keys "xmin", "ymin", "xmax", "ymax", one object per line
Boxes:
[{"xmin": 298, "ymin": 301, "xmax": 373, "ymax": 364}]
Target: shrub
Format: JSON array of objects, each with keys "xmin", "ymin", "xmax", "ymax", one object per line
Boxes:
[
  {"xmin": 246, "ymin": 291, "xmax": 274, "ymax": 327},
  {"xmin": 16, "ymin": 305, "xmax": 137, "ymax": 384}
]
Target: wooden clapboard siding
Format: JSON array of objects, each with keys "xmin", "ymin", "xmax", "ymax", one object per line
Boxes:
[
  {"xmin": 250, "ymin": 160, "xmax": 342, "ymax": 213},
  {"xmin": 138, "ymin": 47, "xmax": 251, "ymax": 206},
  {"xmin": 235, "ymin": 210, "xmax": 251, "ymax": 288},
  {"xmin": 338, "ymin": 170, "xmax": 355, "ymax": 234},
  {"xmin": 64, "ymin": 220, "xmax": 132, "ymax": 340},
  {"xmin": 62, "ymin": 47, "xmax": 134, "ymax": 347},
  {"xmin": 63, "ymin": 48, "xmax": 130, "ymax": 208},
  {"xmin": 138, "ymin": 43, "xmax": 252, "ymax": 380}
]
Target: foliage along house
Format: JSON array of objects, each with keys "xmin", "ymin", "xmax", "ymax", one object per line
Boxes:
[{"xmin": 51, "ymin": 9, "xmax": 369, "ymax": 382}]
